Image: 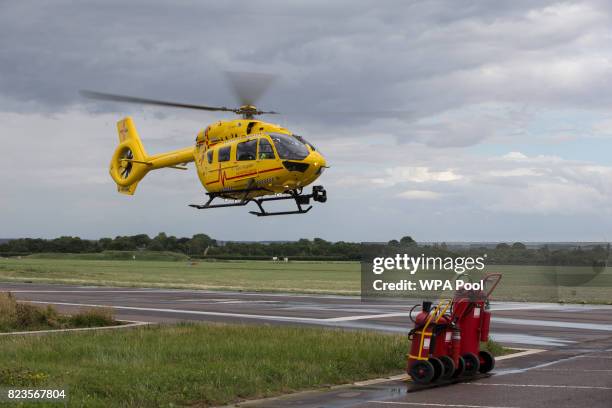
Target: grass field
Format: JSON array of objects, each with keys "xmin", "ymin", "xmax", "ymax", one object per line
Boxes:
[
  {"xmin": 0, "ymin": 256, "xmax": 610, "ymax": 302},
  {"xmin": 0, "ymin": 323, "xmax": 407, "ymax": 407},
  {"xmin": 0, "ymin": 257, "xmax": 358, "ymax": 293}
]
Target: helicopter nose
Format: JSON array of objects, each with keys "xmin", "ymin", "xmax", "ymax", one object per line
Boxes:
[{"xmin": 309, "ymin": 152, "xmax": 327, "ymax": 176}]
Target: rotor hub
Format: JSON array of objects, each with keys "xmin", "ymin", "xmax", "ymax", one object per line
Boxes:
[{"xmin": 236, "ymin": 105, "xmax": 259, "ymax": 119}]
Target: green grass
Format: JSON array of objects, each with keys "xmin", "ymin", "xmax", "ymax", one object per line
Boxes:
[
  {"xmin": 0, "ymin": 323, "xmax": 408, "ymax": 407},
  {"xmin": 0, "ymin": 256, "xmax": 610, "ymax": 302},
  {"xmin": 482, "ymin": 339, "xmax": 514, "ymax": 357},
  {"xmin": 0, "ymin": 292, "xmax": 116, "ymax": 332},
  {"xmin": 0, "ymin": 257, "xmax": 359, "ymax": 293}
]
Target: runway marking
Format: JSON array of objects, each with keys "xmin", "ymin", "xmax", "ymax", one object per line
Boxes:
[
  {"xmin": 23, "ymin": 301, "xmax": 327, "ymax": 323},
  {"xmin": 2, "ymin": 288, "xmax": 364, "ymax": 300},
  {"xmin": 325, "ymin": 312, "xmax": 410, "ymax": 322},
  {"xmin": 5, "ymin": 290, "xmax": 192, "ymax": 293},
  {"xmin": 212, "ymin": 300, "xmax": 280, "ymax": 304},
  {"xmin": 577, "ymin": 355, "xmax": 612, "ymax": 359},
  {"xmin": 176, "ymin": 299, "xmax": 279, "ymax": 304},
  {"xmin": 0, "ymin": 320, "xmax": 150, "ymax": 336},
  {"xmin": 465, "ymin": 383, "xmax": 612, "ymax": 390},
  {"xmin": 492, "ymin": 317, "xmax": 612, "ymax": 332},
  {"xmin": 494, "ymin": 352, "xmax": 585, "ymax": 376},
  {"xmin": 485, "ymin": 333, "xmax": 573, "ymax": 347},
  {"xmin": 534, "ymin": 368, "xmax": 612, "ymax": 372},
  {"xmin": 495, "ymin": 348, "xmax": 544, "ymax": 361},
  {"xmin": 368, "ymin": 401, "xmax": 520, "ymax": 408},
  {"xmin": 21, "ymin": 300, "xmax": 414, "ymax": 324},
  {"xmin": 177, "ymin": 298, "xmax": 236, "ymax": 302}
]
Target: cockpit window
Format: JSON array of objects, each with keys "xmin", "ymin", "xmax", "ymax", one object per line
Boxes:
[
  {"xmin": 258, "ymin": 138, "xmax": 276, "ymax": 160},
  {"xmin": 237, "ymin": 139, "xmax": 257, "ymax": 161},
  {"xmin": 269, "ymin": 133, "xmax": 309, "ymax": 160},
  {"xmin": 293, "ymin": 134, "xmax": 316, "ymax": 151}
]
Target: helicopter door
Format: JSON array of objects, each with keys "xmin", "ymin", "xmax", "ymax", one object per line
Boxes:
[
  {"xmin": 256, "ymin": 137, "xmax": 279, "ymax": 186},
  {"xmin": 204, "ymin": 145, "xmax": 231, "ymax": 189},
  {"xmin": 234, "ymin": 139, "xmax": 257, "ymax": 189}
]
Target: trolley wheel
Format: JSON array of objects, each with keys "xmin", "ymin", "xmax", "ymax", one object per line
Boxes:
[
  {"xmin": 462, "ymin": 352, "xmax": 480, "ymax": 376},
  {"xmin": 409, "ymin": 360, "xmax": 435, "ymax": 384},
  {"xmin": 438, "ymin": 355, "xmax": 456, "ymax": 380},
  {"xmin": 452, "ymin": 356, "xmax": 465, "ymax": 378},
  {"xmin": 478, "ymin": 350, "xmax": 495, "ymax": 373},
  {"xmin": 428, "ymin": 357, "xmax": 444, "ymax": 382}
]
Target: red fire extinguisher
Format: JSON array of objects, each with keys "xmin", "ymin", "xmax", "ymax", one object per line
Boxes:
[
  {"xmin": 451, "ymin": 273, "xmax": 502, "ymax": 375},
  {"xmin": 407, "ymin": 300, "xmax": 452, "ymax": 384}
]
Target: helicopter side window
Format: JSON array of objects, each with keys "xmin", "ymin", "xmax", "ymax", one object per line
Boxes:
[
  {"xmin": 269, "ymin": 133, "xmax": 309, "ymax": 160},
  {"xmin": 206, "ymin": 149, "xmax": 213, "ymax": 164},
  {"xmin": 218, "ymin": 146, "xmax": 231, "ymax": 162},
  {"xmin": 258, "ymin": 138, "xmax": 276, "ymax": 160},
  {"xmin": 237, "ymin": 139, "xmax": 257, "ymax": 161}
]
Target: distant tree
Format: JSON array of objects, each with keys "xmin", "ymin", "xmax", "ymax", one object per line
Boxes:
[
  {"xmin": 388, "ymin": 239, "xmax": 400, "ymax": 247},
  {"xmin": 148, "ymin": 233, "xmax": 168, "ymax": 251},
  {"xmin": 51, "ymin": 236, "xmax": 92, "ymax": 253},
  {"xmin": 400, "ymin": 236, "xmax": 417, "ymax": 247},
  {"xmin": 131, "ymin": 234, "xmax": 151, "ymax": 248},
  {"xmin": 99, "ymin": 238, "xmax": 112, "ymax": 250},
  {"xmin": 511, "ymin": 242, "xmax": 526, "ymax": 250},
  {"xmin": 186, "ymin": 234, "xmax": 214, "ymax": 255},
  {"xmin": 495, "ymin": 243, "xmax": 510, "ymax": 250},
  {"xmin": 108, "ymin": 236, "xmax": 137, "ymax": 251},
  {"xmin": 164, "ymin": 235, "xmax": 179, "ymax": 252},
  {"xmin": 6, "ymin": 240, "xmax": 28, "ymax": 252}
]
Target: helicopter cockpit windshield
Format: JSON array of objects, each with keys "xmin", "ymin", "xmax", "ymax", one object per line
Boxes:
[
  {"xmin": 293, "ymin": 134, "xmax": 317, "ymax": 151},
  {"xmin": 269, "ymin": 133, "xmax": 309, "ymax": 160}
]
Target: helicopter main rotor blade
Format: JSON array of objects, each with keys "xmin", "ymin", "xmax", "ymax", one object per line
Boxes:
[
  {"xmin": 274, "ymin": 111, "xmax": 415, "ymax": 122},
  {"xmin": 225, "ymin": 71, "xmax": 278, "ymax": 107},
  {"xmin": 79, "ymin": 90, "xmax": 238, "ymax": 113}
]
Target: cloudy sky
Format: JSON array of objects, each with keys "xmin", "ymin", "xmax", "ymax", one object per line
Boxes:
[{"xmin": 2, "ymin": 0, "xmax": 612, "ymax": 242}]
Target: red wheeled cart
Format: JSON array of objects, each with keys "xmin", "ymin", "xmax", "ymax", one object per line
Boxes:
[
  {"xmin": 406, "ymin": 299, "xmax": 452, "ymax": 384},
  {"xmin": 406, "ymin": 273, "xmax": 502, "ymax": 384}
]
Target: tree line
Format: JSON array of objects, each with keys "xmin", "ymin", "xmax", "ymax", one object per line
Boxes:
[
  {"xmin": 0, "ymin": 233, "xmax": 215, "ymax": 257},
  {"xmin": 0, "ymin": 234, "xmax": 609, "ymax": 266}
]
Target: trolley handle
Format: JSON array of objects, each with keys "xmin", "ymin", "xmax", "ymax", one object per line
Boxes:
[{"xmin": 483, "ymin": 273, "xmax": 502, "ymax": 300}]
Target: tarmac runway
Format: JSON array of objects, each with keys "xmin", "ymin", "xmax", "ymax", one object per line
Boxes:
[{"xmin": 2, "ymin": 282, "xmax": 611, "ymax": 407}]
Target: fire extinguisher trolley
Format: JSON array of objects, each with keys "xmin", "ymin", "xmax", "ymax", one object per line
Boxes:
[{"xmin": 407, "ymin": 273, "xmax": 502, "ymax": 384}]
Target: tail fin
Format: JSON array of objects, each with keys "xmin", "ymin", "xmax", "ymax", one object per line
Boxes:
[
  {"xmin": 110, "ymin": 117, "xmax": 195, "ymax": 195},
  {"xmin": 110, "ymin": 117, "xmax": 151, "ymax": 195}
]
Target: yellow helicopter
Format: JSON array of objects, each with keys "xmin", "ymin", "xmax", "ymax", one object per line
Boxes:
[{"xmin": 81, "ymin": 74, "xmax": 328, "ymax": 216}]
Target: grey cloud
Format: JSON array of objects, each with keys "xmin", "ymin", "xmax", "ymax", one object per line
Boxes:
[
  {"xmin": 3, "ymin": 1, "xmax": 612, "ymax": 241},
  {"xmin": 3, "ymin": 0, "xmax": 607, "ymax": 124}
]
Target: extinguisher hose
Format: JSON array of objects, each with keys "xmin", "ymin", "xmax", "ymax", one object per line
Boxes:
[{"xmin": 408, "ymin": 303, "xmax": 420, "ymax": 324}]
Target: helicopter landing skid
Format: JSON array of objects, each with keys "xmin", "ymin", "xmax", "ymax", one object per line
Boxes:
[
  {"xmin": 250, "ymin": 190, "xmax": 313, "ymax": 217},
  {"xmin": 189, "ymin": 186, "xmax": 326, "ymax": 216}
]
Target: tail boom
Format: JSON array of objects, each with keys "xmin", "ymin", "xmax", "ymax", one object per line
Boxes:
[{"xmin": 110, "ymin": 117, "xmax": 194, "ymax": 195}]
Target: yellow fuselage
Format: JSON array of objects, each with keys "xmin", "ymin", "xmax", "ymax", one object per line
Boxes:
[
  {"xmin": 194, "ymin": 119, "xmax": 326, "ymax": 198},
  {"xmin": 109, "ymin": 117, "xmax": 326, "ymax": 198}
]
